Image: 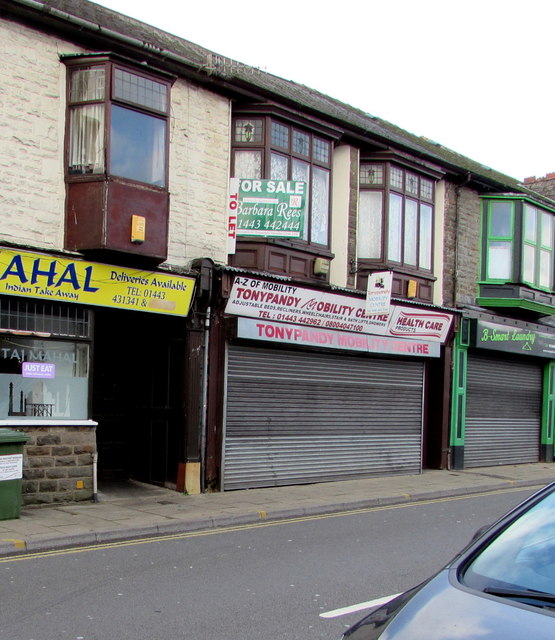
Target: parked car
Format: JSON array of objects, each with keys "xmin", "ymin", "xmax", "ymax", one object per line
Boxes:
[{"xmin": 339, "ymin": 482, "xmax": 555, "ymax": 639}]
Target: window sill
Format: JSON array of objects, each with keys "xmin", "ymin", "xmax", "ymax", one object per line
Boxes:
[
  {"xmin": 478, "ymin": 283, "xmax": 555, "ymax": 316},
  {"xmin": 0, "ymin": 419, "xmax": 98, "ymax": 427}
]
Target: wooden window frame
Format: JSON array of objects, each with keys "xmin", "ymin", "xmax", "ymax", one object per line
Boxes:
[
  {"xmin": 231, "ymin": 115, "xmax": 332, "ymax": 248},
  {"xmin": 358, "ymin": 161, "xmax": 436, "ymax": 275},
  {"xmin": 64, "ymin": 56, "xmax": 172, "ymax": 190}
]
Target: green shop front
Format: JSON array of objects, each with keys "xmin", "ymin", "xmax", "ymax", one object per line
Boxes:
[
  {"xmin": 451, "ymin": 312, "xmax": 555, "ymax": 469},
  {"xmin": 0, "ymin": 247, "xmax": 197, "ymax": 504}
]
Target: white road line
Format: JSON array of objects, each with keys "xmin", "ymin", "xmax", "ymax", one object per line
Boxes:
[{"xmin": 320, "ymin": 593, "xmax": 402, "ymax": 618}]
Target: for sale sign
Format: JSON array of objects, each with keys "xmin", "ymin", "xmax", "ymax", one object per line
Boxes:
[{"xmin": 229, "ymin": 178, "xmax": 307, "ymax": 240}]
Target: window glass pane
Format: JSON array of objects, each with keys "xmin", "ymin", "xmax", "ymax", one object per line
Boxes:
[
  {"xmin": 292, "ymin": 130, "xmax": 310, "ymax": 157},
  {"xmin": 487, "ymin": 241, "xmax": 512, "ymax": 279},
  {"xmin": 313, "ymin": 138, "xmax": 330, "ymax": 164},
  {"xmin": 114, "ymin": 68, "xmax": 167, "ymax": 113},
  {"xmin": 357, "ymin": 191, "xmax": 383, "ymax": 259},
  {"xmin": 292, "ymin": 159, "xmax": 310, "ymax": 184},
  {"xmin": 490, "ymin": 201, "xmax": 513, "ymax": 237},
  {"xmin": 271, "ymin": 122, "xmax": 289, "ymax": 149},
  {"xmin": 540, "ymin": 249, "xmax": 553, "ymax": 288},
  {"xmin": 419, "ymin": 203, "xmax": 433, "ymax": 270},
  {"xmin": 523, "ymin": 243, "xmax": 536, "ymax": 284},
  {"xmin": 541, "ymin": 212, "xmax": 553, "ymax": 248},
  {"xmin": 390, "ymin": 166, "xmax": 403, "ymax": 190},
  {"xmin": 233, "ymin": 150, "xmax": 262, "ymax": 179},
  {"xmin": 292, "ymin": 160, "xmax": 310, "ymax": 240},
  {"xmin": 234, "ymin": 119, "xmax": 263, "ymax": 143},
  {"xmin": 404, "ymin": 199, "xmax": 418, "ymax": 265},
  {"xmin": 110, "ymin": 105, "xmax": 166, "ymax": 186},
  {"xmin": 388, "ymin": 193, "xmax": 403, "ymax": 261},
  {"xmin": 270, "ymin": 153, "xmax": 288, "ymax": 180},
  {"xmin": 68, "ymin": 104, "xmax": 105, "ymax": 175},
  {"xmin": 70, "ymin": 67, "xmax": 105, "ymax": 102},
  {"xmin": 359, "ymin": 164, "xmax": 384, "ymax": 186},
  {"xmin": 420, "ymin": 178, "xmax": 433, "ymax": 200},
  {"xmin": 0, "ymin": 337, "xmax": 89, "ymax": 420},
  {"xmin": 524, "ymin": 205, "xmax": 537, "ymax": 243},
  {"xmin": 311, "ymin": 167, "xmax": 329, "ymax": 244},
  {"xmin": 406, "ymin": 173, "xmax": 419, "ymax": 196}
]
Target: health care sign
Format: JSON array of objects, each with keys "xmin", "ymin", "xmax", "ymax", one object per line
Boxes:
[
  {"xmin": 226, "ymin": 277, "xmax": 453, "ymax": 344},
  {"xmin": 227, "ymin": 179, "xmax": 307, "ymax": 253},
  {"xmin": 0, "ymin": 248, "xmax": 196, "ymax": 317}
]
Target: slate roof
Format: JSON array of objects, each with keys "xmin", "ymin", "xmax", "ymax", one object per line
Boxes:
[{"xmin": 3, "ymin": 0, "xmax": 553, "ymax": 205}]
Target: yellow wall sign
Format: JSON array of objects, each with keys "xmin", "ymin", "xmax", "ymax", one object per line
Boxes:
[{"xmin": 0, "ymin": 248, "xmax": 196, "ymax": 317}]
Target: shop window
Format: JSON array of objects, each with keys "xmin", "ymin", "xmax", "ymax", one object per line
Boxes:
[
  {"xmin": 66, "ymin": 60, "xmax": 170, "ymax": 186},
  {"xmin": 482, "ymin": 198, "xmax": 554, "ymax": 291},
  {"xmin": 357, "ymin": 162, "xmax": 435, "ymax": 273},
  {"xmin": 0, "ymin": 337, "xmax": 89, "ymax": 420},
  {"xmin": 232, "ymin": 116, "xmax": 332, "ymax": 246}
]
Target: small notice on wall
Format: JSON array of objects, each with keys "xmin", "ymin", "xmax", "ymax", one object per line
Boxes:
[
  {"xmin": 365, "ymin": 271, "xmax": 393, "ymax": 315},
  {"xmin": 0, "ymin": 454, "xmax": 23, "ymax": 481}
]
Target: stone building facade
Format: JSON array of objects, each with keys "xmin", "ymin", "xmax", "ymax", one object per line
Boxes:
[{"xmin": 1, "ymin": 0, "xmax": 554, "ymax": 504}]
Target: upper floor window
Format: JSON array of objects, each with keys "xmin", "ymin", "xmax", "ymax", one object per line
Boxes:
[
  {"xmin": 357, "ymin": 162, "xmax": 435, "ymax": 272},
  {"xmin": 483, "ymin": 198, "xmax": 554, "ymax": 290},
  {"xmin": 231, "ymin": 116, "xmax": 332, "ymax": 245},
  {"xmin": 66, "ymin": 58, "xmax": 171, "ymax": 187}
]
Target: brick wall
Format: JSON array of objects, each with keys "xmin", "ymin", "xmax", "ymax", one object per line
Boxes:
[
  {"xmin": 19, "ymin": 425, "xmax": 96, "ymax": 505},
  {"xmin": 523, "ymin": 173, "xmax": 555, "ymax": 200},
  {"xmin": 443, "ymin": 182, "xmax": 482, "ymax": 307}
]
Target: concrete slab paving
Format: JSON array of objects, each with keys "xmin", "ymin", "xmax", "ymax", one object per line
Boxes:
[{"xmin": 1, "ymin": 463, "xmax": 555, "ymax": 557}]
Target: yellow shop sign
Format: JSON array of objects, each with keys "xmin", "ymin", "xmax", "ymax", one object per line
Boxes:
[{"xmin": 0, "ymin": 248, "xmax": 196, "ymax": 317}]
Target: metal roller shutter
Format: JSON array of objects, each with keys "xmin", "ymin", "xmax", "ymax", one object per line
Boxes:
[
  {"xmin": 223, "ymin": 345, "xmax": 424, "ymax": 490},
  {"xmin": 465, "ymin": 354, "xmax": 542, "ymax": 467}
]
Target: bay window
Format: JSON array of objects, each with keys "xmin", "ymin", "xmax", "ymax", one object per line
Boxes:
[
  {"xmin": 66, "ymin": 59, "xmax": 170, "ymax": 186},
  {"xmin": 482, "ymin": 197, "xmax": 554, "ymax": 291},
  {"xmin": 63, "ymin": 56, "xmax": 172, "ymax": 262},
  {"xmin": 232, "ymin": 116, "xmax": 331, "ymax": 246},
  {"xmin": 357, "ymin": 162, "xmax": 435, "ymax": 272}
]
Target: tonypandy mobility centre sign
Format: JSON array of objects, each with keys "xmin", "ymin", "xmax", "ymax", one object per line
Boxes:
[
  {"xmin": 0, "ymin": 247, "xmax": 196, "ymax": 317},
  {"xmin": 226, "ymin": 276, "xmax": 453, "ymax": 343},
  {"xmin": 473, "ymin": 319, "xmax": 555, "ymax": 358},
  {"xmin": 227, "ymin": 178, "xmax": 306, "ymax": 252}
]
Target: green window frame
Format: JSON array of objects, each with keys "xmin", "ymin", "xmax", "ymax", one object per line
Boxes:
[
  {"xmin": 523, "ymin": 204, "xmax": 554, "ymax": 290},
  {"xmin": 484, "ymin": 200, "xmax": 515, "ymax": 282},
  {"xmin": 482, "ymin": 198, "xmax": 555, "ymax": 291}
]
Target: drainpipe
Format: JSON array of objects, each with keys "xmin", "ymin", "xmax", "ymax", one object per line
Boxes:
[
  {"xmin": 92, "ymin": 451, "xmax": 99, "ymax": 503},
  {"xmin": 200, "ymin": 306, "xmax": 211, "ymax": 493}
]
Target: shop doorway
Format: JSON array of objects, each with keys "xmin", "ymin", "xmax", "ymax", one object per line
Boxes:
[{"xmin": 92, "ymin": 308, "xmax": 187, "ymax": 487}]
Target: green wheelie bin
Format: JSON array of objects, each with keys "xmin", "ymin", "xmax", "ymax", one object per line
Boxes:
[{"xmin": 0, "ymin": 428, "xmax": 29, "ymax": 520}]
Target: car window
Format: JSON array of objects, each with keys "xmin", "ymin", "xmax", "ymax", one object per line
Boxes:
[{"xmin": 463, "ymin": 490, "xmax": 555, "ymax": 596}]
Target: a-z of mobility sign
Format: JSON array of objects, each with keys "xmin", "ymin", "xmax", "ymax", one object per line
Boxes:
[
  {"xmin": 226, "ymin": 277, "xmax": 453, "ymax": 343},
  {"xmin": 474, "ymin": 319, "xmax": 555, "ymax": 358},
  {"xmin": 227, "ymin": 178, "xmax": 306, "ymax": 253},
  {"xmin": 0, "ymin": 248, "xmax": 195, "ymax": 317}
]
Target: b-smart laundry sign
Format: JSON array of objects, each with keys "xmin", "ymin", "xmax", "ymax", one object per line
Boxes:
[
  {"xmin": 227, "ymin": 179, "xmax": 306, "ymax": 251},
  {"xmin": 225, "ymin": 277, "xmax": 453, "ymax": 343}
]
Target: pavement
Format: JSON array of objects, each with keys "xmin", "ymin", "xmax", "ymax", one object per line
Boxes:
[{"xmin": 1, "ymin": 462, "xmax": 555, "ymax": 558}]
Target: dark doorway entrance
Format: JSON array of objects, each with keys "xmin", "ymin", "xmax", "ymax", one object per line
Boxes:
[{"xmin": 92, "ymin": 308, "xmax": 186, "ymax": 487}]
